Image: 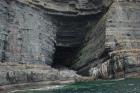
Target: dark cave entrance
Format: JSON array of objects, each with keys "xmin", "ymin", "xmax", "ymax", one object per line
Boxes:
[
  {"xmin": 52, "ymin": 46, "xmax": 79, "ymax": 69},
  {"xmin": 51, "ymin": 14, "xmax": 103, "ymax": 69},
  {"xmin": 51, "ymin": 16, "xmax": 91, "ymax": 69}
]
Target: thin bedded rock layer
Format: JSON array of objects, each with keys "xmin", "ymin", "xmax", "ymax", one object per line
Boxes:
[
  {"xmin": 89, "ymin": 1, "xmax": 140, "ymax": 79},
  {"xmin": 16, "ymin": 0, "xmax": 112, "ymax": 16},
  {"xmin": 0, "ymin": 63, "xmax": 80, "ymax": 85},
  {"xmin": 0, "ymin": 0, "xmax": 56, "ymax": 65}
]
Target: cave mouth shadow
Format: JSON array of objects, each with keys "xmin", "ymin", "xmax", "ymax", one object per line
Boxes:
[
  {"xmin": 52, "ymin": 46, "xmax": 79, "ymax": 69},
  {"xmin": 51, "ymin": 13, "xmax": 104, "ymax": 70}
]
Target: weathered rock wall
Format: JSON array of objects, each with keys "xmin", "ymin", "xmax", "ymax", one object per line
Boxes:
[
  {"xmin": 0, "ymin": 0, "xmax": 112, "ymax": 66},
  {"xmin": 0, "ymin": 0, "xmax": 8, "ymax": 62},
  {"xmin": 16, "ymin": 0, "xmax": 112, "ymax": 16},
  {"xmin": 55, "ymin": 16, "xmax": 92, "ymax": 47},
  {"xmin": 106, "ymin": 1, "xmax": 140, "ymax": 77},
  {"xmin": 0, "ymin": 63, "xmax": 80, "ymax": 85},
  {"xmin": 0, "ymin": 0, "xmax": 111, "ymax": 86},
  {"xmin": 53, "ymin": 15, "xmax": 105, "ymax": 67},
  {"xmin": 0, "ymin": 0, "xmax": 56, "ymax": 65},
  {"xmin": 2, "ymin": 0, "xmax": 139, "ymax": 87},
  {"xmin": 89, "ymin": 1, "xmax": 140, "ymax": 79},
  {"xmin": 106, "ymin": 2, "xmax": 140, "ymax": 50},
  {"xmin": 71, "ymin": 15, "xmax": 106, "ymax": 75}
]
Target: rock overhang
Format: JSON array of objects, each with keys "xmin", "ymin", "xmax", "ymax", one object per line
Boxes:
[{"xmin": 15, "ymin": 0, "xmax": 113, "ymax": 16}]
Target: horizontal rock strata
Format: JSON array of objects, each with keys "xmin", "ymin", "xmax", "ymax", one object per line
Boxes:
[
  {"xmin": 0, "ymin": 0, "xmax": 56, "ymax": 65},
  {"xmin": 89, "ymin": 1, "xmax": 140, "ymax": 79},
  {"xmin": 0, "ymin": 63, "xmax": 80, "ymax": 85},
  {"xmin": 16, "ymin": 0, "xmax": 112, "ymax": 16},
  {"xmin": 0, "ymin": 0, "xmax": 140, "ymax": 89},
  {"xmin": 0, "ymin": 0, "xmax": 112, "ymax": 87}
]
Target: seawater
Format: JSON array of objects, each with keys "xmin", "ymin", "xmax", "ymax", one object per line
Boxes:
[{"xmin": 14, "ymin": 78, "xmax": 140, "ymax": 93}]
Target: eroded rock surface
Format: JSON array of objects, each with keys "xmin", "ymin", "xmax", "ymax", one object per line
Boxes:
[
  {"xmin": 0, "ymin": 0, "xmax": 140, "ymax": 88},
  {"xmin": 0, "ymin": 0, "xmax": 57, "ymax": 65},
  {"xmin": 0, "ymin": 0, "xmax": 112, "ymax": 86},
  {"xmin": 16, "ymin": 0, "xmax": 112, "ymax": 16},
  {"xmin": 0, "ymin": 0, "xmax": 112, "ymax": 65},
  {"xmin": 89, "ymin": 0, "xmax": 140, "ymax": 79},
  {"xmin": 0, "ymin": 63, "xmax": 81, "ymax": 85}
]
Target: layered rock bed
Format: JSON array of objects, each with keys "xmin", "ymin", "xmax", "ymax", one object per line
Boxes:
[
  {"xmin": 0, "ymin": 0, "xmax": 140, "ymax": 92},
  {"xmin": 0, "ymin": 63, "xmax": 81, "ymax": 85},
  {"xmin": 0, "ymin": 63, "xmax": 97, "ymax": 93},
  {"xmin": 0, "ymin": 63, "xmax": 80, "ymax": 93}
]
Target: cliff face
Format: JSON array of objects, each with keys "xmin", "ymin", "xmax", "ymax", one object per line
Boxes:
[
  {"xmin": 0, "ymin": 0, "xmax": 57, "ymax": 65},
  {"xmin": 17, "ymin": 0, "xmax": 112, "ymax": 16},
  {"xmin": 71, "ymin": 15, "xmax": 106, "ymax": 73},
  {"xmin": 53, "ymin": 16, "xmax": 95, "ymax": 66},
  {"xmin": 106, "ymin": 1, "xmax": 140, "ymax": 78},
  {"xmin": 89, "ymin": 0, "xmax": 140, "ymax": 79},
  {"xmin": 0, "ymin": 0, "xmax": 111, "ymax": 65},
  {"xmin": 0, "ymin": 0, "xmax": 140, "ymax": 87},
  {"xmin": 0, "ymin": 0, "xmax": 112, "ymax": 86}
]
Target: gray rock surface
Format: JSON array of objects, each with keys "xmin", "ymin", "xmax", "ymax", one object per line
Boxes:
[
  {"xmin": 16, "ymin": 0, "xmax": 112, "ymax": 16},
  {"xmin": 1, "ymin": 0, "xmax": 140, "ymax": 87},
  {"xmin": 0, "ymin": 0, "xmax": 112, "ymax": 66},
  {"xmin": 105, "ymin": 1, "xmax": 140, "ymax": 78},
  {"xmin": 71, "ymin": 15, "xmax": 106, "ymax": 72},
  {"xmin": 0, "ymin": 0, "xmax": 56, "ymax": 65},
  {"xmin": 89, "ymin": 1, "xmax": 140, "ymax": 79},
  {"xmin": 0, "ymin": 63, "xmax": 80, "ymax": 85}
]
